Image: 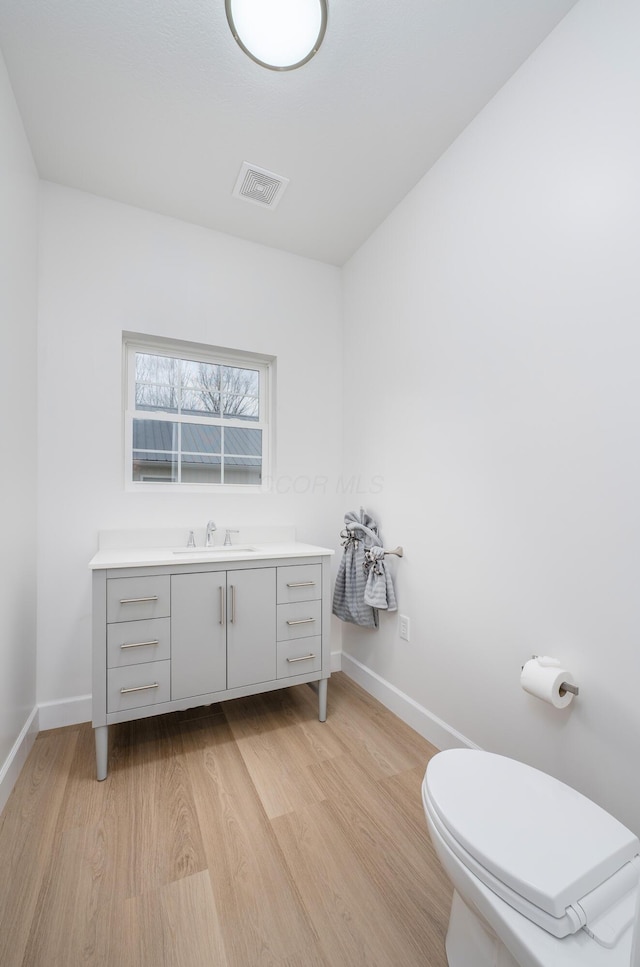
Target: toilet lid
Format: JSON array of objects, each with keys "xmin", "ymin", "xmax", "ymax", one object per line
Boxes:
[{"xmin": 426, "ymin": 750, "xmax": 640, "ymax": 921}]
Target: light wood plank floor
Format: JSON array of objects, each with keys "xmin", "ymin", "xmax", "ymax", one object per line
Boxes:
[{"xmin": 0, "ymin": 672, "xmax": 452, "ymax": 967}]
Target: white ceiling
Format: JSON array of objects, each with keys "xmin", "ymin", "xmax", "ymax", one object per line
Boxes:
[{"xmin": 0, "ymin": 0, "xmax": 579, "ymax": 266}]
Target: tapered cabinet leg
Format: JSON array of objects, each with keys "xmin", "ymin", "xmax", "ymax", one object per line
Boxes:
[
  {"xmin": 95, "ymin": 725, "xmax": 108, "ymax": 781},
  {"xmin": 318, "ymin": 678, "xmax": 328, "ymax": 722}
]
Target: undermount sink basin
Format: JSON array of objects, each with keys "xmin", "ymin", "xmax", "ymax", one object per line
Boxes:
[{"xmin": 172, "ymin": 545, "xmax": 258, "ymax": 555}]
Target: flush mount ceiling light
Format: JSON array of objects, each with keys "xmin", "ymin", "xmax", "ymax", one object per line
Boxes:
[{"xmin": 225, "ymin": 0, "xmax": 327, "ymax": 71}]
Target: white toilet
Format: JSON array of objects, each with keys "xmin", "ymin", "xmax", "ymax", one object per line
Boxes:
[{"xmin": 422, "ymin": 749, "xmax": 640, "ymax": 967}]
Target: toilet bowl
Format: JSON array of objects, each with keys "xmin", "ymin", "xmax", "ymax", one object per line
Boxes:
[{"xmin": 422, "ymin": 749, "xmax": 640, "ymax": 967}]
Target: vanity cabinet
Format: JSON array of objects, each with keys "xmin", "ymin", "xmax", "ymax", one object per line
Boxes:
[{"xmin": 91, "ymin": 550, "xmax": 332, "ymax": 780}]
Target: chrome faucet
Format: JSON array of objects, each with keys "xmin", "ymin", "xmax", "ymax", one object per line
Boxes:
[
  {"xmin": 205, "ymin": 520, "xmax": 217, "ymax": 547},
  {"xmin": 224, "ymin": 529, "xmax": 240, "ymax": 546}
]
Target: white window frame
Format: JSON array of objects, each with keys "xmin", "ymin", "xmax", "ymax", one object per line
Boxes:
[{"xmin": 123, "ymin": 332, "xmax": 274, "ymax": 493}]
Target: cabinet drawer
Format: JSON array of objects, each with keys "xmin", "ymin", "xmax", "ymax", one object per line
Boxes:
[
  {"xmin": 277, "ymin": 564, "xmax": 321, "ymax": 604},
  {"xmin": 277, "ymin": 637, "xmax": 322, "ymax": 679},
  {"xmin": 277, "ymin": 600, "xmax": 321, "ymax": 641},
  {"xmin": 107, "ymin": 575, "xmax": 170, "ymax": 623},
  {"xmin": 107, "ymin": 617, "xmax": 170, "ymax": 668},
  {"xmin": 107, "ymin": 660, "xmax": 171, "ymax": 713}
]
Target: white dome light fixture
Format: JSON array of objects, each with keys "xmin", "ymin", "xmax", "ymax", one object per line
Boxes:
[{"xmin": 225, "ymin": 0, "xmax": 328, "ymax": 71}]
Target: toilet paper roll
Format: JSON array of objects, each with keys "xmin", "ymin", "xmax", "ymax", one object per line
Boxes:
[{"xmin": 520, "ymin": 657, "xmax": 575, "ymax": 709}]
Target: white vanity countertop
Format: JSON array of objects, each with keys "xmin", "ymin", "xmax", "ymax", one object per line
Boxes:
[{"xmin": 89, "ymin": 541, "xmax": 335, "ymax": 570}]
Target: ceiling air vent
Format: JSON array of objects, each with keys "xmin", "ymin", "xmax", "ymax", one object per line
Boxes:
[{"xmin": 232, "ymin": 162, "xmax": 289, "ymax": 210}]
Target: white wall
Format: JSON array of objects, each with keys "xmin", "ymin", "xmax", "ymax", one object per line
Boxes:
[
  {"xmin": 0, "ymin": 49, "xmax": 39, "ymax": 800},
  {"xmin": 37, "ymin": 184, "xmax": 344, "ymax": 723},
  {"xmin": 342, "ymin": 0, "xmax": 640, "ymax": 833}
]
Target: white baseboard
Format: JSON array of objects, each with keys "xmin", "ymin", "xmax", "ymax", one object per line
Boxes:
[
  {"xmin": 0, "ymin": 706, "xmax": 39, "ymax": 816},
  {"xmin": 38, "ymin": 694, "xmax": 92, "ymax": 732},
  {"xmin": 340, "ymin": 651, "xmax": 479, "ymax": 753},
  {"xmin": 330, "ymin": 650, "xmax": 342, "ymax": 673}
]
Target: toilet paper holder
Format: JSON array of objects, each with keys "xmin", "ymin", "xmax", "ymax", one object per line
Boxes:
[
  {"xmin": 559, "ymin": 681, "xmax": 579, "ymax": 696},
  {"xmin": 525, "ymin": 656, "xmax": 580, "ymax": 697}
]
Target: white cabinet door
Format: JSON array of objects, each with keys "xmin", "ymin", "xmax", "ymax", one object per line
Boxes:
[
  {"xmin": 227, "ymin": 568, "xmax": 276, "ymax": 689},
  {"xmin": 171, "ymin": 571, "xmax": 227, "ymax": 700}
]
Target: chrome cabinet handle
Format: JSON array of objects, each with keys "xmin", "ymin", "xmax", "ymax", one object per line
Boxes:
[
  {"xmin": 120, "ymin": 682, "xmax": 159, "ymax": 694},
  {"xmin": 119, "ymin": 595, "xmax": 159, "ymax": 604},
  {"xmin": 219, "ymin": 585, "xmax": 225, "ymax": 625},
  {"xmin": 286, "ymin": 581, "xmax": 316, "ymax": 588},
  {"xmin": 286, "ymin": 653, "xmax": 317, "ymax": 663},
  {"xmin": 286, "ymin": 617, "xmax": 315, "ymax": 626},
  {"xmin": 120, "ymin": 639, "xmax": 159, "ymax": 650},
  {"xmin": 230, "ymin": 585, "xmax": 236, "ymax": 623}
]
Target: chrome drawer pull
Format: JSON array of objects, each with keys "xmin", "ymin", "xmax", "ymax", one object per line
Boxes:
[
  {"xmin": 120, "ymin": 682, "xmax": 160, "ymax": 694},
  {"xmin": 219, "ymin": 585, "xmax": 225, "ymax": 625},
  {"xmin": 286, "ymin": 581, "xmax": 316, "ymax": 588},
  {"xmin": 286, "ymin": 617, "xmax": 315, "ymax": 626},
  {"xmin": 286, "ymin": 653, "xmax": 317, "ymax": 663},
  {"xmin": 119, "ymin": 595, "xmax": 159, "ymax": 604},
  {"xmin": 120, "ymin": 639, "xmax": 160, "ymax": 650}
]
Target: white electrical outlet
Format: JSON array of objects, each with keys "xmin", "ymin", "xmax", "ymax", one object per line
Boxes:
[{"xmin": 399, "ymin": 615, "xmax": 410, "ymax": 641}]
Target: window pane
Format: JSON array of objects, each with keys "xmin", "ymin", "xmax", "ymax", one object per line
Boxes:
[
  {"xmin": 181, "ymin": 388, "xmax": 220, "ymax": 417},
  {"xmin": 221, "ymin": 366, "xmax": 259, "ymax": 420},
  {"xmin": 222, "ymin": 366, "xmax": 259, "ymax": 396},
  {"xmin": 181, "ymin": 453, "xmax": 222, "ymax": 484},
  {"xmin": 181, "ymin": 359, "xmax": 220, "ymax": 390},
  {"xmin": 132, "ymin": 451, "xmax": 178, "ymax": 482},
  {"xmin": 223, "ymin": 394, "xmax": 259, "ymax": 421},
  {"xmin": 135, "ymin": 383, "xmax": 178, "ymax": 413},
  {"xmin": 181, "ymin": 423, "xmax": 222, "ymax": 453},
  {"xmin": 133, "ymin": 419, "xmax": 179, "ymax": 451},
  {"xmin": 224, "ymin": 457, "xmax": 262, "ymax": 485},
  {"xmin": 135, "ymin": 353, "xmax": 178, "ymax": 385},
  {"xmin": 135, "ymin": 353, "xmax": 179, "ymax": 413},
  {"xmin": 224, "ymin": 427, "xmax": 262, "ymax": 455}
]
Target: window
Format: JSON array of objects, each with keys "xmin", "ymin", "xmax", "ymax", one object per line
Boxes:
[{"xmin": 124, "ymin": 334, "xmax": 273, "ymax": 490}]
